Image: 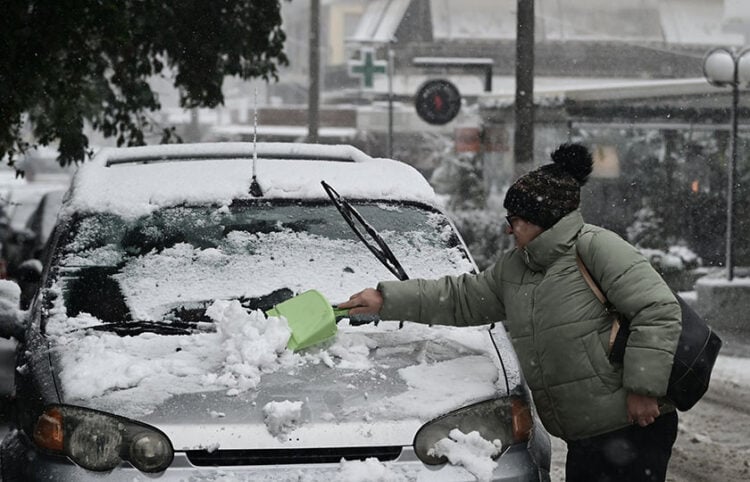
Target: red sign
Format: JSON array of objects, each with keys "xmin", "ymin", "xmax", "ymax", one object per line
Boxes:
[
  {"xmin": 415, "ymin": 79, "xmax": 461, "ymax": 125},
  {"xmin": 455, "ymin": 127, "xmax": 481, "ymax": 153}
]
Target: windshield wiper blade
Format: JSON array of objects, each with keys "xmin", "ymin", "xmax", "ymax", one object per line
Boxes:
[
  {"xmin": 321, "ymin": 180, "xmax": 408, "ymax": 282},
  {"xmin": 89, "ymin": 321, "xmax": 202, "ymax": 336}
]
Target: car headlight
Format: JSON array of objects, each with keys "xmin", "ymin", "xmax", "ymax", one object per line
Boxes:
[
  {"xmin": 413, "ymin": 396, "xmax": 533, "ymax": 465},
  {"xmin": 32, "ymin": 405, "xmax": 174, "ymax": 473}
]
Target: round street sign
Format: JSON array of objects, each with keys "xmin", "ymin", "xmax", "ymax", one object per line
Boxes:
[{"xmin": 415, "ymin": 79, "xmax": 461, "ymax": 125}]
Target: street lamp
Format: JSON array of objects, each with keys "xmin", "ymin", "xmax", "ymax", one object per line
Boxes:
[{"xmin": 702, "ymin": 47, "xmax": 750, "ymax": 281}]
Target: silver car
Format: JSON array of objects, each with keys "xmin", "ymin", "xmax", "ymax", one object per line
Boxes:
[{"xmin": 0, "ymin": 143, "xmax": 550, "ymax": 480}]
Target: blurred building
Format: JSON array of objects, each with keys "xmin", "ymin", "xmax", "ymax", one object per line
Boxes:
[
  {"xmin": 157, "ymin": 0, "xmax": 750, "ymax": 209},
  {"xmin": 257, "ymin": 1, "xmax": 750, "ymax": 147}
]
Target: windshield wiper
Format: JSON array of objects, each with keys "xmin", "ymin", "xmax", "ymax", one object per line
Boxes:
[
  {"xmin": 321, "ymin": 181, "xmax": 409, "ymax": 281},
  {"xmin": 89, "ymin": 320, "xmax": 206, "ymax": 337}
]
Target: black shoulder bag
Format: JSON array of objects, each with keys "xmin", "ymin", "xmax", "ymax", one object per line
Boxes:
[{"xmin": 575, "ymin": 253, "xmax": 722, "ymax": 411}]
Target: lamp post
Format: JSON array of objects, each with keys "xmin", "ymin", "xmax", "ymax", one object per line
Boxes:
[{"xmin": 702, "ymin": 47, "xmax": 750, "ymax": 281}]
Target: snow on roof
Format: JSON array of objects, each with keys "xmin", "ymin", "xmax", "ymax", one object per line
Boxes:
[
  {"xmin": 477, "ymin": 77, "xmax": 717, "ymax": 107},
  {"xmin": 349, "ymin": 0, "xmax": 410, "ymax": 43},
  {"xmin": 431, "ymin": 0, "xmax": 517, "ymax": 40},
  {"xmin": 209, "ymin": 125, "xmax": 358, "ymax": 140},
  {"xmin": 538, "ymin": 0, "xmax": 664, "ymax": 42},
  {"xmin": 63, "ymin": 142, "xmax": 438, "ymax": 219},
  {"xmin": 659, "ymin": 0, "xmax": 745, "ymax": 46},
  {"xmin": 724, "ymin": 0, "xmax": 750, "ymax": 22},
  {"xmin": 413, "ymin": 57, "xmax": 494, "ymax": 66},
  {"xmin": 534, "ymin": 78, "xmax": 716, "ymax": 102},
  {"xmin": 350, "ymin": 0, "xmax": 746, "ymax": 46}
]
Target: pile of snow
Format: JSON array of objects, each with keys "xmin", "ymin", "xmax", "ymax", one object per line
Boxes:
[
  {"xmin": 50, "ymin": 301, "xmax": 297, "ymax": 414},
  {"xmin": 203, "ymin": 300, "xmax": 291, "ymax": 395},
  {"xmin": 0, "ymin": 280, "xmax": 21, "ymax": 305},
  {"xmin": 336, "ymin": 458, "xmax": 409, "ymax": 482},
  {"xmin": 429, "ymin": 429, "xmax": 503, "ymax": 482},
  {"xmin": 0, "ymin": 280, "xmax": 24, "ymax": 339},
  {"xmin": 263, "ymin": 400, "xmax": 304, "ymax": 440},
  {"xmin": 374, "ymin": 355, "xmax": 500, "ymax": 419},
  {"xmin": 712, "ymin": 355, "xmax": 750, "ymax": 386},
  {"xmin": 639, "ymin": 245, "xmax": 701, "ymax": 272}
]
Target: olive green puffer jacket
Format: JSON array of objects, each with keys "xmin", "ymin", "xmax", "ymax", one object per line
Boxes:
[{"xmin": 378, "ymin": 210, "xmax": 681, "ymax": 441}]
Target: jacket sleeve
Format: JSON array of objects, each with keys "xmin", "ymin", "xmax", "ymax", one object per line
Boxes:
[
  {"xmin": 580, "ymin": 229, "xmax": 681, "ymax": 398},
  {"xmin": 376, "ymin": 257, "xmax": 507, "ymax": 327}
]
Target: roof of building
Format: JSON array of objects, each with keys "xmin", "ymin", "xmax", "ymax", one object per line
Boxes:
[
  {"xmin": 350, "ymin": 0, "xmax": 746, "ymax": 45},
  {"xmin": 350, "ymin": 0, "xmax": 411, "ymax": 43}
]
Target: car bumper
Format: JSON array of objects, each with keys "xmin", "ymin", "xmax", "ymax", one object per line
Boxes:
[{"xmin": 2, "ymin": 430, "xmax": 546, "ymax": 481}]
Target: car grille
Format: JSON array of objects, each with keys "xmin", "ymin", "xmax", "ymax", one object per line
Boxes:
[{"xmin": 185, "ymin": 446, "xmax": 403, "ymax": 466}]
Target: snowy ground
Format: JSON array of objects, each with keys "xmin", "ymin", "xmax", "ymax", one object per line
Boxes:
[{"xmin": 549, "ymin": 351, "xmax": 750, "ymax": 482}]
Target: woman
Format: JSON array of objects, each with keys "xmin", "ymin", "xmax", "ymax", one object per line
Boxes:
[{"xmin": 339, "ymin": 143, "xmax": 682, "ymax": 481}]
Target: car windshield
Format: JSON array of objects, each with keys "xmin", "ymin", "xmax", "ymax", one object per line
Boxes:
[{"xmin": 48, "ymin": 200, "xmax": 473, "ymax": 328}]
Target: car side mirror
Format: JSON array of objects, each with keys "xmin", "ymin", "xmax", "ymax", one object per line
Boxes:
[
  {"xmin": 0, "ymin": 280, "xmax": 27, "ymax": 341},
  {"xmin": 16, "ymin": 259, "xmax": 43, "ymax": 311}
]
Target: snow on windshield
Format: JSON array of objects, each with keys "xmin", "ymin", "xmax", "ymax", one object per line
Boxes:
[
  {"xmin": 56, "ymin": 204, "xmax": 472, "ymax": 320},
  {"xmin": 116, "ymin": 227, "xmax": 471, "ymax": 320},
  {"xmin": 42, "ymin": 202, "xmax": 502, "ymax": 420}
]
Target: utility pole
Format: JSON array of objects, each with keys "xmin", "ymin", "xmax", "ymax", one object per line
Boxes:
[
  {"xmin": 514, "ymin": 0, "xmax": 535, "ymax": 175},
  {"xmin": 387, "ymin": 47, "xmax": 395, "ymax": 158},
  {"xmin": 308, "ymin": 0, "xmax": 320, "ymax": 143}
]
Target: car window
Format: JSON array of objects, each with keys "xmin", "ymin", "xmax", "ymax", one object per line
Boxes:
[{"xmin": 47, "ymin": 200, "xmax": 473, "ymax": 326}]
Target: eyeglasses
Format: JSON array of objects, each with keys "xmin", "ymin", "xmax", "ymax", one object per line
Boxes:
[{"xmin": 505, "ymin": 215, "xmax": 519, "ymax": 228}]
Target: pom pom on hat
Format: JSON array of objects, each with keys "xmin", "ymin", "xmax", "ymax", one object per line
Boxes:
[
  {"xmin": 551, "ymin": 143, "xmax": 593, "ymax": 185},
  {"xmin": 503, "ymin": 143, "xmax": 593, "ymax": 229}
]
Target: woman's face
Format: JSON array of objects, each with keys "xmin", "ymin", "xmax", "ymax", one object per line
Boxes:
[{"xmin": 505, "ymin": 215, "xmax": 544, "ymax": 249}]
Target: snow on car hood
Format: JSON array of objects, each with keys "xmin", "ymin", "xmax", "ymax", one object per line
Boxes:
[{"xmin": 47, "ymin": 309, "xmax": 506, "ymax": 450}]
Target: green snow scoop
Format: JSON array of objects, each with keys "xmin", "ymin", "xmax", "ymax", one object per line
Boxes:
[{"xmin": 266, "ymin": 290, "xmax": 349, "ymax": 352}]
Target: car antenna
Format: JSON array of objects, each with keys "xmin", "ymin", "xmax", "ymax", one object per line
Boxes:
[{"xmin": 249, "ymin": 84, "xmax": 263, "ymax": 197}]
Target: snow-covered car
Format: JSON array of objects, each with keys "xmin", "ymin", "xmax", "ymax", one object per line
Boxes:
[
  {"xmin": 0, "ymin": 177, "xmax": 70, "ymax": 280},
  {"xmin": 0, "ymin": 142, "xmax": 551, "ymax": 481}
]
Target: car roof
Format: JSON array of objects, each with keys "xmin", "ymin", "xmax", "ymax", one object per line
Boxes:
[{"xmin": 62, "ymin": 142, "xmax": 439, "ymax": 219}]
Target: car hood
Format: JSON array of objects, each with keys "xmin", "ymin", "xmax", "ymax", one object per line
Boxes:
[{"xmin": 53, "ymin": 323, "xmax": 509, "ymax": 450}]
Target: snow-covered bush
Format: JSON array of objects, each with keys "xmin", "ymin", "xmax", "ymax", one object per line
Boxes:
[
  {"xmin": 627, "ymin": 206, "xmax": 666, "ymax": 250},
  {"xmin": 430, "ymin": 150, "xmax": 509, "ymax": 270},
  {"xmin": 448, "ymin": 209, "xmax": 508, "ymax": 269},
  {"xmin": 430, "ymin": 152, "xmax": 487, "ymax": 211},
  {"xmin": 639, "ymin": 245, "xmax": 702, "ymax": 275},
  {"xmin": 626, "ymin": 200, "xmax": 703, "ymax": 289},
  {"xmin": 638, "ymin": 244, "xmax": 703, "ymax": 291}
]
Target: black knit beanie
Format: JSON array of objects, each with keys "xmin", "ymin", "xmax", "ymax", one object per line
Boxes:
[{"xmin": 503, "ymin": 143, "xmax": 594, "ymax": 229}]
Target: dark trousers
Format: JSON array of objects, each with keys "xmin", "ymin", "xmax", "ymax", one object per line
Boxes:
[{"xmin": 565, "ymin": 410, "xmax": 678, "ymax": 482}]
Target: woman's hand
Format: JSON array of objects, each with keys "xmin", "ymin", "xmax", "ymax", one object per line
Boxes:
[
  {"xmin": 626, "ymin": 392, "xmax": 660, "ymax": 427},
  {"xmin": 337, "ymin": 288, "xmax": 383, "ymax": 316}
]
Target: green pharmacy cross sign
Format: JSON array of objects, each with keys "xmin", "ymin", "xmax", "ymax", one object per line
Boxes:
[{"xmin": 348, "ymin": 47, "xmax": 387, "ymax": 89}]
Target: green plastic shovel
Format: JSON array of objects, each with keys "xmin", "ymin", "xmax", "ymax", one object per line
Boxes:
[{"xmin": 266, "ymin": 290, "xmax": 349, "ymax": 352}]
